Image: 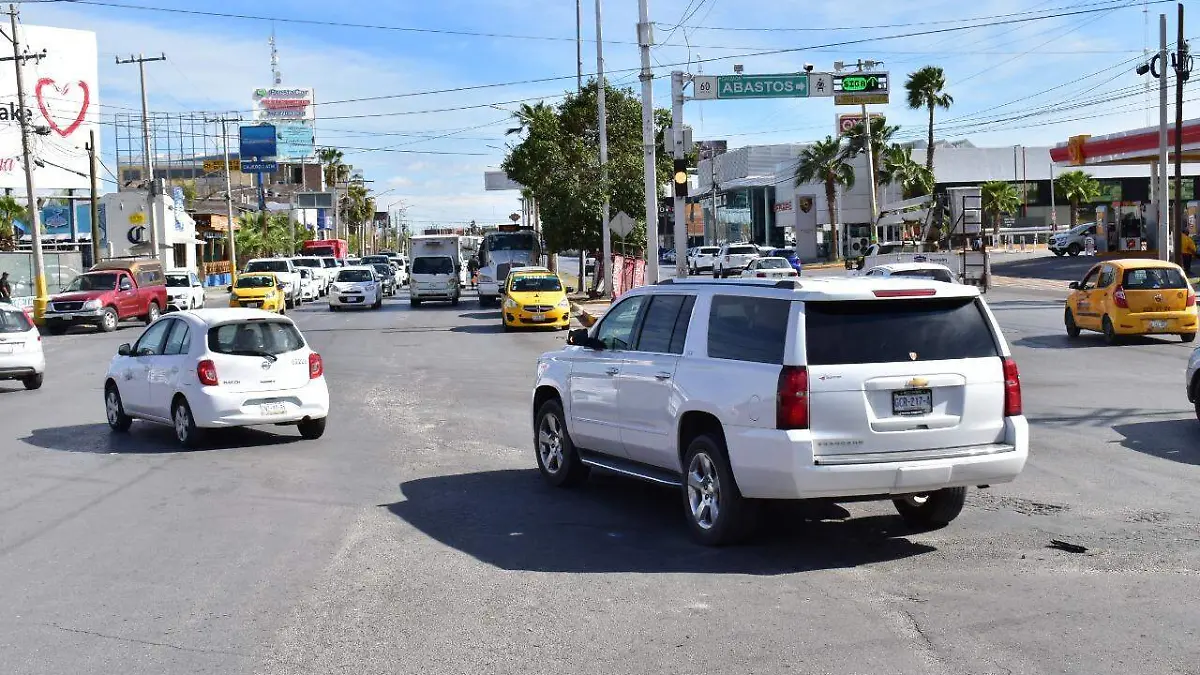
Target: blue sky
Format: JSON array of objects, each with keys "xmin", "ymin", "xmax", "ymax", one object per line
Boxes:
[{"xmin": 19, "ymin": 0, "xmax": 1198, "ymax": 228}]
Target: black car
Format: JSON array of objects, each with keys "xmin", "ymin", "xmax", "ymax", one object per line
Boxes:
[{"xmin": 371, "ymin": 264, "xmax": 397, "ymax": 297}]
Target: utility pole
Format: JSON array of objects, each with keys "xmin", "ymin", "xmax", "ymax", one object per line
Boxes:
[
  {"xmin": 87, "ymin": 129, "xmax": 100, "ymax": 265},
  {"xmin": 576, "ymin": 0, "xmax": 583, "ymax": 92},
  {"xmin": 1173, "ymin": 2, "xmax": 1189, "ymax": 264},
  {"xmin": 1159, "ymin": 13, "xmax": 1170, "ymax": 259},
  {"xmin": 637, "ymin": 0, "xmax": 657, "ymax": 283},
  {"xmin": 116, "ymin": 52, "xmax": 167, "ymax": 265},
  {"xmin": 4, "ymin": 5, "xmax": 48, "ymax": 321},
  {"xmin": 206, "ymin": 114, "xmax": 241, "ymax": 282},
  {"xmin": 594, "ymin": 0, "xmax": 612, "ymax": 297}
]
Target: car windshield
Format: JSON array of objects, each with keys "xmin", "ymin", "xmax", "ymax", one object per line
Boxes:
[
  {"xmin": 1122, "ymin": 267, "xmax": 1188, "ymax": 290},
  {"xmin": 165, "ymin": 274, "xmax": 190, "ymax": 288},
  {"xmin": 413, "ymin": 257, "xmax": 454, "ymax": 275},
  {"xmin": 0, "ymin": 306, "xmax": 32, "ymax": 333},
  {"xmin": 758, "ymin": 259, "xmax": 789, "ymax": 269},
  {"xmin": 362, "ymin": 256, "xmax": 389, "ymax": 265},
  {"xmin": 486, "ymin": 233, "xmax": 536, "ymax": 251},
  {"xmin": 207, "ymin": 321, "xmax": 305, "ymax": 357},
  {"xmin": 246, "ymin": 260, "xmax": 290, "ymax": 273},
  {"xmin": 893, "ymin": 268, "xmax": 956, "ymax": 283},
  {"xmin": 372, "ymin": 264, "xmax": 392, "ymax": 276},
  {"xmin": 306, "ymin": 246, "xmax": 336, "ymax": 257},
  {"xmin": 236, "ymin": 275, "xmax": 275, "ymax": 289},
  {"xmin": 728, "ymin": 246, "xmax": 757, "ymax": 255},
  {"xmin": 337, "ymin": 269, "xmax": 374, "ymax": 283},
  {"xmin": 510, "ymin": 276, "xmax": 562, "ymax": 292},
  {"xmin": 292, "ymin": 258, "xmax": 321, "ymax": 268},
  {"xmin": 65, "ymin": 273, "xmax": 118, "ymax": 291},
  {"xmin": 321, "ymin": 258, "xmax": 338, "ymax": 268}
]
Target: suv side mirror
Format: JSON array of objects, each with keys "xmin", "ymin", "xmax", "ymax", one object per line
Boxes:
[
  {"xmin": 567, "ymin": 328, "xmax": 603, "ymax": 350},
  {"xmin": 1069, "ymin": 281, "xmax": 1080, "ymax": 290},
  {"xmin": 117, "ymin": 343, "xmax": 132, "ymax": 356}
]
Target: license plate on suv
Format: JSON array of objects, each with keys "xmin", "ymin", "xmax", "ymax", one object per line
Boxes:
[{"xmin": 892, "ymin": 389, "xmax": 933, "ymax": 416}]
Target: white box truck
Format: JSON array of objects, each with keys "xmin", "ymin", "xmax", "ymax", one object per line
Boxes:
[{"xmin": 409, "ymin": 235, "xmax": 463, "ymax": 307}]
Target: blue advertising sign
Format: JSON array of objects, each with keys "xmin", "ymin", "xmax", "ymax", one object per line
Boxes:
[
  {"xmin": 276, "ymin": 121, "xmax": 315, "ymax": 161},
  {"xmin": 240, "ymin": 160, "xmax": 278, "ymax": 173},
  {"xmin": 239, "ymin": 124, "xmax": 277, "ymax": 159},
  {"xmin": 316, "ymin": 208, "xmax": 328, "ymax": 230}
]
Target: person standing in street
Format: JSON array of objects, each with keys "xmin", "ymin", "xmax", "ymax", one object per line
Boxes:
[
  {"xmin": 1182, "ymin": 227, "xmax": 1197, "ymax": 277},
  {"xmin": 0, "ymin": 272, "xmax": 12, "ymax": 303}
]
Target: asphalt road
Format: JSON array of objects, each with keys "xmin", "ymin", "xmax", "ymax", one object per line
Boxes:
[{"xmin": 2, "ymin": 285, "xmax": 1199, "ymax": 674}]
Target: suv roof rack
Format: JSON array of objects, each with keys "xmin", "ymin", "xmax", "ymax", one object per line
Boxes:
[{"xmin": 656, "ymin": 277, "xmax": 802, "ymax": 289}]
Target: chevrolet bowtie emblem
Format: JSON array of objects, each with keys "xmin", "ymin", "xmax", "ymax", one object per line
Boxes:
[{"xmin": 907, "ymin": 377, "xmax": 929, "ymax": 387}]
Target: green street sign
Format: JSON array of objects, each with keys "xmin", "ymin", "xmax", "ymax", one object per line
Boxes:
[{"xmin": 693, "ymin": 74, "xmax": 812, "ymax": 100}]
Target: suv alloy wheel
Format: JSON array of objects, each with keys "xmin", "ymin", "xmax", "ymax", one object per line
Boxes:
[{"xmin": 534, "ymin": 399, "xmax": 589, "ymax": 487}]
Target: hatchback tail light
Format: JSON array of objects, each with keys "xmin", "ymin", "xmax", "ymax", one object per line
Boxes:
[
  {"xmin": 1188, "ymin": 290, "xmax": 1196, "ymax": 307},
  {"xmin": 1002, "ymin": 357, "xmax": 1022, "ymax": 417},
  {"xmin": 309, "ymin": 352, "xmax": 324, "ymax": 379},
  {"xmin": 776, "ymin": 366, "xmax": 810, "ymax": 430},
  {"xmin": 1113, "ymin": 285, "xmax": 1129, "ymax": 308},
  {"xmin": 197, "ymin": 359, "xmax": 219, "ymax": 386}
]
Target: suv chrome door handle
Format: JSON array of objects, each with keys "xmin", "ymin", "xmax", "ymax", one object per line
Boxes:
[
  {"xmin": 655, "ymin": 372, "xmax": 672, "ymax": 380},
  {"xmin": 605, "ymin": 367, "xmax": 619, "ymax": 376}
]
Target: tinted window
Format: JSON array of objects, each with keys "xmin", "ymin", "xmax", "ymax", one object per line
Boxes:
[
  {"xmin": 237, "ymin": 275, "xmax": 275, "ymax": 289},
  {"xmin": 134, "ymin": 320, "xmax": 173, "ymax": 356},
  {"xmin": 372, "ymin": 264, "xmax": 393, "ymax": 276},
  {"xmin": 207, "ymin": 321, "xmax": 305, "ymax": 356},
  {"xmin": 1079, "ymin": 268, "xmax": 1100, "ymax": 290},
  {"xmin": 292, "ymin": 258, "xmax": 321, "ymax": 268},
  {"xmin": 0, "ymin": 307, "xmax": 31, "ymax": 333},
  {"xmin": 485, "ymin": 232, "xmax": 536, "ymax": 251},
  {"xmin": 162, "ymin": 320, "xmax": 191, "ymax": 356},
  {"xmin": 699, "ymin": 247, "xmax": 719, "ymax": 255},
  {"xmin": 510, "ymin": 276, "xmax": 562, "ymax": 292},
  {"xmin": 769, "ymin": 249, "xmax": 795, "ymax": 258},
  {"xmin": 321, "ymin": 258, "xmax": 338, "ymax": 268},
  {"xmin": 362, "ymin": 256, "xmax": 390, "ymax": 265},
  {"xmin": 1097, "ymin": 265, "xmax": 1116, "ymax": 288},
  {"xmin": 595, "ymin": 296, "xmax": 646, "ymax": 350},
  {"xmin": 892, "ymin": 268, "xmax": 956, "ymax": 283},
  {"xmin": 246, "ymin": 260, "xmax": 290, "ymax": 273},
  {"xmin": 65, "ymin": 273, "xmax": 118, "ymax": 291},
  {"xmin": 707, "ymin": 295, "xmax": 790, "ymax": 364},
  {"xmin": 1123, "ymin": 267, "xmax": 1187, "ymax": 290},
  {"xmin": 413, "ymin": 257, "xmax": 454, "ymax": 275},
  {"xmin": 337, "ymin": 269, "xmax": 374, "ymax": 283},
  {"xmin": 165, "ymin": 274, "xmax": 189, "ymax": 287},
  {"xmin": 727, "ymin": 246, "xmax": 757, "ymax": 255},
  {"xmin": 634, "ymin": 295, "xmax": 694, "ymax": 354},
  {"xmin": 804, "ymin": 298, "xmax": 999, "ymax": 366}
]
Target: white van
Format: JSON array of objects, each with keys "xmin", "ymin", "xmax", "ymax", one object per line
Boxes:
[{"xmin": 410, "ymin": 255, "xmax": 461, "ymax": 307}]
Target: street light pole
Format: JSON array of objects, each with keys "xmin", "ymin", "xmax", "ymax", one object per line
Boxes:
[
  {"xmin": 7, "ymin": 6, "xmax": 48, "ymax": 321},
  {"xmin": 594, "ymin": 0, "xmax": 612, "ymax": 297},
  {"xmin": 117, "ymin": 53, "xmax": 167, "ymax": 265},
  {"xmin": 637, "ymin": 0, "xmax": 657, "ymax": 283}
]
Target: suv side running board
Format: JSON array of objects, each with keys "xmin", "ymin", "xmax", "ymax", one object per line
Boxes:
[{"xmin": 578, "ymin": 450, "xmax": 683, "ymax": 487}]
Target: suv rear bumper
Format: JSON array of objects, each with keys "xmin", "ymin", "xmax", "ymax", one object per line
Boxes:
[{"xmin": 726, "ymin": 416, "xmax": 1029, "ymax": 499}]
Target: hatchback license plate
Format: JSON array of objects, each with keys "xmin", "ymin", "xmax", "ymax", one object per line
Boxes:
[
  {"xmin": 0, "ymin": 344, "xmax": 12, "ymax": 354},
  {"xmin": 260, "ymin": 402, "xmax": 286, "ymax": 416},
  {"xmin": 532, "ymin": 312, "xmax": 545, "ymax": 322},
  {"xmin": 892, "ymin": 389, "xmax": 933, "ymax": 416},
  {"xmin": 1149, "ymin": 319, "xmax": 1169, "ymax": 331},
  {"xmin": 246, "ymin": 302, "xmax": 261, "ymax": 308}
]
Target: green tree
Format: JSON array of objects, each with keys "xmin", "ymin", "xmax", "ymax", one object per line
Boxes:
[
  {"xmin": 880, "ymin": 144, "xmax": 934, "ymax": 200},
  {"xmin": 905, "ymin": 66, "xmax": 953, "ymax": 174},
  {"xmin": 794, "ymin": 136, "xmax": 855, "ymax": 261},
  {"xmin": 1054, "ymin": 170, "xmax": 1101, "ymax": 228},
  {"xmin": 980, "ymin": 181, "xmax": 1022, "ymax": 235},
  {"xmin": 317, "ymin": 147, "xmax": 348, "ymax": 191},
  {"xmin": 236, "ymin": 211, "xmax": 298, "ymax": 264},
  {"xmin": 845, "ymin": 116, "xmax": 900, "ymax": 190},
  {"xmin": 0, "ymin": 195, "xmax": 26, "ymax": 251}
]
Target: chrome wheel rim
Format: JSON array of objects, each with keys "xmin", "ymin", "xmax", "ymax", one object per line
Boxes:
[
  {"xmin": 103, "ymin": 311, "xmax": 116, "ymax": 331},
  {"xmin": 105, "ymin": 390, "xmax": 120, "ymax": 425},
  {"xmin": 903, "ymin": 494, "xmax": 930, "ymax": 507},
  {"xmin": 149, "ymin": 305, "xmax": 159, "ymax": 321},
  {"xmin": 173, "ymin": 406, "xmax": 189, "ymax": 442},
  {"xmin": 687, "ymin": 452, "xmax": 721, "ymax": 530},
  {"xmin": 537, "ymin": 413, "xmax": 564, "ymax": 473}
]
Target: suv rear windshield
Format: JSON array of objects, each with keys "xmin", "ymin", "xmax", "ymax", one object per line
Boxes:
[
  {"xmin": 337, "ymin": 269, "xmax": 374, "ymax": 283},
  {"xmin": 892, "ymin": 268, "xmax": 955, "ymax": 283},
  {"xmin": 246, "ymin": 260, "xmax": 291, "ymax": 274},
  {"xmin": 1122, "ymin": 267, "xmax": 1188, "ymax": 290},
  {"xmin": 805, "ymin": 297, "xmax": 999, "ymax": 365},
  {"xmin": 208, "ymin": 321, "xmax": 305, "ymax": 356},
  {"xmin": 698, "ymin": 247, "xmax": 719, "ymax": 254},
  {"xmin": 727, "ymin": 246, "xmax": 757, "ymax": 255},
  {"xmin": 292, "ymin": 258, "xmax": 321, "ymax": 268},
  {"xmin": 0, "ymin": 307, "xmax": 32, "ymax": 333},
  {"xmin": 165, "ymin": 274, "xmax": 190, "ymax": 287}
]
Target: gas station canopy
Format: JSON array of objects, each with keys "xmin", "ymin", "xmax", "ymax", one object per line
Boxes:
[{"xmin": 1050, "ymin": 118, "xmax": 1200, "ymax": 166}]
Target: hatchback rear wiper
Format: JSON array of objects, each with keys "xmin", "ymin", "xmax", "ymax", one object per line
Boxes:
[{"xmin": 229, "ymin": 350, "xmax": 278, "ymax": 362}]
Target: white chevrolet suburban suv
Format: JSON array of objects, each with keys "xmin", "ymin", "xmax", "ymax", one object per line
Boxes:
[{"xmin": 532, "ymin": 276, "xmax": 1028, "ymax": 545}]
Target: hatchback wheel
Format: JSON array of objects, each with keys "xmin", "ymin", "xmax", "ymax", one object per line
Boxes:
[
  {"xmin": 22, "ymin": 372, "xmax": 43, "ymax": 390},
  {"xmin": 172, "ymin": 398, "xmax": 204, "ymax": 449},
  {"xmin": 1182, "ymin": 332, "xmax": 1196, "ymax": 343},
  {"xmin": 1102, "ymin": 315, "xmax": 1119, "ymax": 345},
  {"xmin": 1067, "ymin": 243, "xmax": 1081, "ymax": 257},
  {"xmin": 298, "ymin": 417, "xmax": 326, "ymax": 440},
  {"xmin": 682, "ymin": 434, "xmax": 754, "ymax": 546},
  {"xmin": 1064, "ymin": 307, "xmax": 1081, "ymax": 338},
  {"xmin": 892, "ymin": 487, "xmax": 967, "ymax": 529},
  {"xmin": 534, "ymin": 399, "xmax": 589, "ymax": 487},
  {"xmin": 105, "ymin": 384, "xmax": 133, "ymax": 432}
]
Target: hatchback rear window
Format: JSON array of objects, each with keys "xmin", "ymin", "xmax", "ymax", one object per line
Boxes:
[
  {"xmin": 0, "ymin": 307, "xmax": 32, "ymax": 333},
  {"xmin": 207, "ymin": 321, "xmax": 305, "ymax": 356},
  {"xmin": 804, "ymin": 297, "xmax": 999, "ymax": 365},
  {"xmin": 1122, "ymin": 267, "xmax": 1188, "ymax": 290},
  {"xmin": 727, "ymin": 246, "xmax": 757, "ymax": 255},
  {"xmin": 892, "ymin": 268, "xmax": 955, "ymax": 283}
]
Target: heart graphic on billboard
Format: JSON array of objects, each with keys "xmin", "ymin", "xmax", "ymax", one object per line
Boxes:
[{"xmin": 35, "ymin": 78, "xmax": 90, "ymax": 137}]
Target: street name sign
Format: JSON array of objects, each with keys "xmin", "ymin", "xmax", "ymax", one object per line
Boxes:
[
  {"xmin": 240, "ymin": 160, "xmax": 277, "ymax": 173},
  {"xmin": 693, "ymin": 74, "xmax": 812, "ymax": 100}
]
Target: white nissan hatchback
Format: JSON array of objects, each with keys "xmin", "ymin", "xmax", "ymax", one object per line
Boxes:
[
  {"xmin": 0, "ymin": 302, "xmax": 44, "ymax": 390},
  {"xmin": 104, "ymin": 309, "xmax": 329, "ymax": 448}
]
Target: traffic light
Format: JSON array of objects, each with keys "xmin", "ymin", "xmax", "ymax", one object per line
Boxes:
[{"xmin": 673, "ymin": 158, "xmax": 688, "ymax": 198}]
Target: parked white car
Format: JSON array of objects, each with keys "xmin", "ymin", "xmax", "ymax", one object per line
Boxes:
[
  {"xmin": 1048, "ymin": 224, "xmax": 1099, "ymax": 257},
  {"xmin": 712, "ymin": 243, "xmax": 760, "ymax": 278},
  {"xmin": 103, "ymin": 309, "xmax": 329, "ymax": 447},
  {"xmin": 862, "ymin": 262, "xmax": 958, "ymax": 283},
  {"xmin": 245, "ymin": 258, "xmax": 301, "ymax": 308},
  {"xmin": 164, "ymin": 269, "xmax": 207, "ymax": 312},
  {"xmin": 688, "ymin": 246, "xmax": 720, "ymax": 274},
  {"xmin": 532, "ymin": 276, "xmax": 1027, "ymax": 545},
  {"xmin": 296, "ymin": 267, "xmax": 319, "ymax": 301},
  {"xmin": 292, "ymin": 257, "xmax": 331, "ymax": 296},
  {"xmin": 329, "ymin": 266, "xmax": 383, "ymax": 311},
  {"xmin": 740, "ymin": 257, "xmax": 798, "ymax": 279},
  {"xmin": 0, "ymin": 302, "xmax": 44, "ymax": 390}
]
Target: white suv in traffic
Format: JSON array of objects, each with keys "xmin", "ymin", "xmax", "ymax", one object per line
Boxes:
[
  {"xmin": 712, "ymin": 243, "xmax": 760, "ymax": 278},
  {"xmin": 532, "ymin": 276, "xmax": 1028, "ymax": 545}
]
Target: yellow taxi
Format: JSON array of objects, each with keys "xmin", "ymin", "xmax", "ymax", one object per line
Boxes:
[
  {"xmin": 228, "ymin": 273, "xmax": 287, "ymax": 314},
  {"xmin": 502, "ymin": 269, "xmax": 570, "ymax": 331},
  {"xmin": 1065, "ymin": 259, "xmax": 1197, "ymax": 344}
]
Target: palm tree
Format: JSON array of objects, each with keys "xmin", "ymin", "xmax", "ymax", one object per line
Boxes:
[
  {"xmin": 794, "ymin": 137, "xmax": 855, "ymax": 261},
  {"xmin": 0, "ymin": 195, "xmax": 26, "ymax": 251},
  {"xmin": 317, "ymin": 147, "xmax": 348, "ymax": 191},
  {"xmin": 1055, "ymin": 170, "xmax": 1101, "ymax": 228},
  {"xmin": 981, "ymin": 181, "xmax": 1022, "ymax": 235},
  {"xmin": 845, "ymin": 116, "xmax": 899, "ymax": 189},
  {"xmin": 880, "ymin": 144, "xmax": 934, "ymax": 200},
  {"xmin": 905, "ymin": 66, "xmax": 953, "ymax": 174},
  {"xmin": 506, "ymin": 101, "xmax": 553, "ymax": 137}
]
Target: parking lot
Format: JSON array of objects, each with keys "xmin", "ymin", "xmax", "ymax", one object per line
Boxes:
[{"xmin": 2, "ymin": 282, "xmax": 1199, "ymax": 674}]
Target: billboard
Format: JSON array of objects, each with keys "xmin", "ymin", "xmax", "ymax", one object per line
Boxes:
[
  {"xmin": 253, "ymin": 87, "xmax": 315, "ymax": 161},
  {"xmin": 0, "ymin": 25, "xmax": 99, "ymax": 190},
  {"xmin": 239, "ymin": 124, "xmax": 277, "ymax": 159}
]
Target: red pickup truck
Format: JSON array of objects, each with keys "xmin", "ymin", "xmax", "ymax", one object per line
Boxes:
[{"xmin": 43, "ymin": 259, "xmax": 169, "ymax": 334}]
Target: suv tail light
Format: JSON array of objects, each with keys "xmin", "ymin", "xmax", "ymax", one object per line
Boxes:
[
  {"xmin": 1002, "ymin": 357, "xmax": 1022, "ymax": 417},
  {"xmin": 309, "ymin": 352, "xmax": 324, "ymax": 379},
  {"xmin": 197, "ymin": 359, "xmax": 219, "ymax": 386},
  {"xmin": 1113, "ymin": 285, "xmax": 1128, "ymax": 308},
  {"xmin": 777, "ymin": 366, "xmax": 809, "ymax": 430}
]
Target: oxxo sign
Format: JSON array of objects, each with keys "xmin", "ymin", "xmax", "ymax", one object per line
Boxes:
[{"xmin": 837, "ymin": 113, "xmax": 884, "ymax": 136}]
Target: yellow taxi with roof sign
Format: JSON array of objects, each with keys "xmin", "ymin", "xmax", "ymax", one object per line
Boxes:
[
  {"xmin": 1065, "ymin": 258, "xmax": 1197, "ymax": 344},
  {"xmin": 502, "ymin": 269, "xmax": 570, "ymax": 331}
]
